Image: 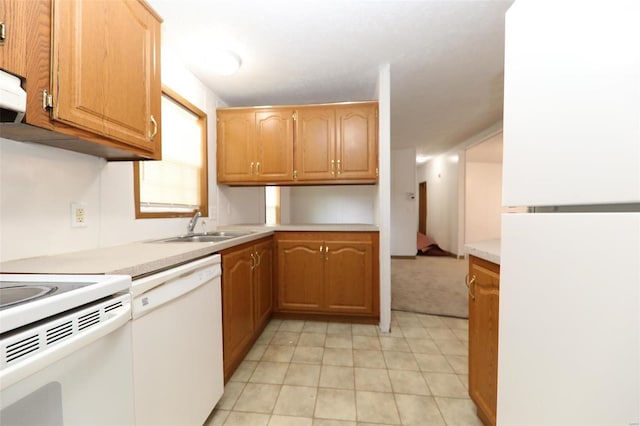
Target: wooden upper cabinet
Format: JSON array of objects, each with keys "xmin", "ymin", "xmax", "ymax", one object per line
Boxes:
[
  {"xmin": 335, "ymin": 104, "xmax": 378, "ymax": 180},
  {"xmin": 217, "ymin": 110, "xmax": 255, "ymax": 182},
  {"xmin": 1, "ymin": 0, "xmax": 162, "ymax": 160},
  {"xmin": 294, "ymin": 102, "xmax": 378, "ymax": 183},
  {"xmin": 255, "ymin": 110, "xmax": 294, "ymax": 182},
  {"xmin": 51, "ymin": 0, "xmax": 161, "ymax": 155},
  {"xmin": 217, "ymin": 101, "xmax": 377, "ymax": 185},
  {"xmin": 294, "ymin": 106, "xmax": 336, "ymax": 181},
  {"xmin": 217, "ymin": 108, "xmax": 293, "ymax": 184},
  {"xmin": 0, "ymin": 0, "xmax": 31, "ymax": 78}
]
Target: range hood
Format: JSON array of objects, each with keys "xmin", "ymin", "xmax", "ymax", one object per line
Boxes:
[{"xmin": 0, "ymin": 70, "xmax": 26, "ymax": 123}]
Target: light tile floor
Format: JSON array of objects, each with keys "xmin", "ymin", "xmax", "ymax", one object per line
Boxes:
[{"xmin": 204, "ymin": 310, "xmax": 482, "ymax": 426}]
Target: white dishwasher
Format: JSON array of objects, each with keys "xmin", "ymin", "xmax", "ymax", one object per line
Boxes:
[{"xmin": 131, "ymin": 255, "xmax": 223, "ymax": 426}]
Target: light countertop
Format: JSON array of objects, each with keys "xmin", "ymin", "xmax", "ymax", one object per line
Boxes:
[
  {"xmin": 0, "ymin": 224, "xmax": 379, "ymax": 277},
  {"xmin": 464, "ymin": 239, "xmax": 501, "ymax": 265}
]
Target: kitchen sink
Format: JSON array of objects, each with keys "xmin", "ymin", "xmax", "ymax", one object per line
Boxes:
[{"xmin": 154, "ymin": 231, "xmax": 251, "ymax": 243}]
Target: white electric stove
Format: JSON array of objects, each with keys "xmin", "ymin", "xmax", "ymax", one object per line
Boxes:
[{"xmin": 0, "ymin": 274, "xmax": 134, "ymax": 426}]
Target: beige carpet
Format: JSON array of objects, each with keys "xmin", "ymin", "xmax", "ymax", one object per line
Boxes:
[{"xmin": 391, "ymin": 256, "xmax": 469, "ymax": 318}]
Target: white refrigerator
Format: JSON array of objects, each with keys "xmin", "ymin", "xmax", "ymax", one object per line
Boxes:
[{"xmin": 499, "ymin": 1, "xmax": 640, "ymax": 425}]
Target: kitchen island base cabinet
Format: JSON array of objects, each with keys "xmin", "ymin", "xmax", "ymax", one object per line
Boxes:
[
  {"xmin": 275, "ymin": 232, "xmax": 379, "ymax": 319},
  {"xmin": 221, "ymin": 237, "xmax": 273, "ymax": 382},
  {"xmin": 467, "ymin": 255, "xmax": 500, "ymax": 426}
]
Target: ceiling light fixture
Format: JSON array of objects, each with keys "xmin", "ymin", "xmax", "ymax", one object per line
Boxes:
[{"xmin": 209, "ymin": 50, "xmax": 242, "ymax": 76}]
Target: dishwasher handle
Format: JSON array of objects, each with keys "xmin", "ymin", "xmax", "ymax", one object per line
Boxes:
[{"xmin": 132, "ymin": 264, "xmax": 220, "ymax": 320}]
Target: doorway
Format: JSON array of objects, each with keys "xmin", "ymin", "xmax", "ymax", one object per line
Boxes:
[{"xmin": 418, "ymin": 181, "xmax": 427, "ymax": 235}]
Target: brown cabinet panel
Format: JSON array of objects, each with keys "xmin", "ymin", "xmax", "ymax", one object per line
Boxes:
[
  {"xmin": 336, "ymin": 104, "xmax": 378, "ymax": 180},
  {"xmin": 52, "ymin": 0, "xmax": 160, "ymax": 153},
  {"xmin": 217, "ymin": 108, "xmax": 293, "ymax": 184},
  {"xmin": 255, "ymin": 110, "xmax": 294, "ymax": 182},
  {"xmin": 217, "ymin": 102, "xmax": 377, "ymax": 185},
  {"xmin": 468, "ymin": 255, "xmax": 500, "ymax": 426},
  {"xmin": 0, "ymin": 0, "xmax": 31, "ymax": 77},
  {"xmin": 5, "ymin": 0, "xmax": 162, "ymax": 160},
  {"xmin": 221, "ymin": 236, "xmax": 274, "ymax": 382},
  {"xmin": 275, "ymin": 232, "xmax": 378, "ymax": 317},
  {"xmin": 294, "ymin": 106, "xmax": 335, "ymax": 181},
  {"xmin": 217, "ymin": 111, "xmax": 255, "ymax": 182},
  {"xmin": 254, "ymin": 239, "xmax": 274, "ymax": 330},
  {"xmin": 324, "ymin": 241, "xmax": 373, "ymax": 314},
  {"xmin": 276, "ymin": 239, "xmax": 325, "ymax": 311},
  {"xmin": 221, "ymin": 245, "xmax": 255, "ymax": 380}
]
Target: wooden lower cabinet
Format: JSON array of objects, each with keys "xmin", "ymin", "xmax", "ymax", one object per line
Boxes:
[
  {"xmin": 467, "ymin": 255, "xmax": 500, "ymax": 426},
  {"xmin": 275, "ymin": 232, "xmax": 379, "ymax": 318},
  {"xmin": 221, "ymin": 237, "xmax": 273, "ymax": 382}
]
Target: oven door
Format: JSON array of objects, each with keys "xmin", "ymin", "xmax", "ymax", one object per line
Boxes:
[{"xmin": 0, "ymin": 295, "xmax": 134, "ymax": 426}]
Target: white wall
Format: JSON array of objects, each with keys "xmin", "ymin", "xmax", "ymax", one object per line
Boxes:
[
  {"xmin": 0, "ymin": 49, "xmax": 224, "ymax": 262},
  {"xmin": 217, "ymin": 186, "xmax": 265, "ymax": 225},
  {"xmin": 416, "ymin": 122, "xmax": 503, "ymax": 256},
  {"xmin": 465, "ymin": 162, "xmax": 502, "ymax": 242},
  {"xmin": 390, "ymin": 148, "xmax": 417, "ymax": 256},
  {"xmin": 287, "ymin": 186, "xmax": 376, "ymax": 224},
  {"xmin": 418, "ymin": 153, "xmax": 462, "ymax": 255},
  {"xmin": 375, "ymin": 64, "xmax": 392, "ymax": 333}
]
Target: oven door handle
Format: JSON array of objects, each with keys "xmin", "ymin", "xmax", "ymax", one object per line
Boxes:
[{"xmin": 0, "ymin": 304, "xmax": 131, "ymax": 391}]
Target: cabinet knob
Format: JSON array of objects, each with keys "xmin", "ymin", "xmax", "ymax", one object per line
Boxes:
[
  {"xmin": 0, "ymin": 23, "xmax": 6, "ymax": 44},
  {"xmin": 465, "ymin": 274, "xmax": 476, "ymax": 300},
  {"xmin": 331, "ymin": 160, "xmax": 335, "ymax": 176},
  {"xmin": 256, "ymin": 162, "xmax": 261, "ymax": 175},
  {"xmin": 337, "ymin": 159, "xmax": 341, "ymax": 175},
  {"xmin": 250, "ymin": 162, "xmax": 255, "ymax": 175},
  {"xmin": 250, "ymin": 252, "xmax": 256, "ymax": 269}
]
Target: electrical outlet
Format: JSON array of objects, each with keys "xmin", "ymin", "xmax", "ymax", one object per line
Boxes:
[{"xmin": 71, "ymin": 202, "xmax": 87, "ymax": 227}]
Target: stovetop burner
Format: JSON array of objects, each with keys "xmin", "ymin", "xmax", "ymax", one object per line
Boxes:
[{"xmin": 0, "ymin": 284, "xmax": 58, "ymax": 309}]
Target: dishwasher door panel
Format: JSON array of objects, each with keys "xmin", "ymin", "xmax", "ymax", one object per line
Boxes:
[{"xmin": 132, "ymin": 266, "xmax": 223, "ymax": 426}]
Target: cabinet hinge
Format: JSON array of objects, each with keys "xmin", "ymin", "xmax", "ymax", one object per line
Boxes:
[
  {"xmin": 375, "ymin": 167, "xmax": 379, "ymax": 177},
  {"xmin": 293, "ymin": 170, "xmax": 298, "ymax": 179},
  {"xmin": 42, "ymin": 89, "xmax": 53, "ymax": 111}
]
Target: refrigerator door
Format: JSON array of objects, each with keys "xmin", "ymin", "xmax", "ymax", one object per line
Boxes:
[
  {"xmin": 499, "ymin": 213, "xmax": 639, "ymax": 425},
  {"xmin": 502, "ymin": 1, "xmax": 640, "ymax": 207}
]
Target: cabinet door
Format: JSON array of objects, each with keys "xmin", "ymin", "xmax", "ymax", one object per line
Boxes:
[
  {"xmin": 254, "ymin": 239, "xmax": 273, "ymax": 331},
  {"xmin": 221, "ymin": 246, "xmax": 255, "ymax": 380},
  {"xmin": 276, "ymin": 239, "xmax": 324, "ymax": 311},
  {"xmin": 468, "ymin": 255, "xmax": 499, "ymax": 426},
  {"xmin": 0, "ymin": 0, "xmax": 30, "ymax": 77},
  {"xmin": 335, "ymin": 104, "xmax": 378, "ymax": 180},
  {"xmin": 217, "ymin": 110, "xmax": 256, "ymax": 183},
  {"xmin": 294, "ymin": 107, "xmax": 335, "ymax": 181},
  {"xmin": 51, "ymin": 0, "xmax": 161, "ymax": 154},
  {"xmin": 255, "ymin": 110, "xmax": 293, "ymax": 182},
  {"xmin": 324, "ymin": 240, "xmax": 374, "ymax": 314}
]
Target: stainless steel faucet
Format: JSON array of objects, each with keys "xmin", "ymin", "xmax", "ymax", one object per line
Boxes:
[{"xmin": 187, "ymin": 210, "xmax": 201, "ymax": 234}]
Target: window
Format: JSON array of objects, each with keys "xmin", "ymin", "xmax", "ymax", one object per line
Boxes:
[{"xmin": 134, "ymin": 86, "xmax": 208, "ymax": 218}]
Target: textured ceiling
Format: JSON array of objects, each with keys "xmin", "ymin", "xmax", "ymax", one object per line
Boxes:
[{"xmin": 147, "ymin": 0, "xmax": 514, "ymax": 159}]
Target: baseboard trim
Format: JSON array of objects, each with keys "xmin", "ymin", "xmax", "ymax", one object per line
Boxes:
[{"xmin": 391, "ymin": 255, "xmax": 416, "ymax": 259}]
